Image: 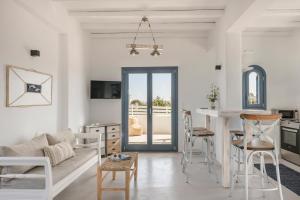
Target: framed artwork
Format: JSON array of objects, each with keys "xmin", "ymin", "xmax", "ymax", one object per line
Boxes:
[{"xmin": 6, "ymin": 65, "xmax": 53, "ymax": 107}]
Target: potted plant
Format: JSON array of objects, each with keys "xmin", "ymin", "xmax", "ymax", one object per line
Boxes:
[{"xmin": 207, "ymin": 84, "xmax": 219, "ymax": 110}]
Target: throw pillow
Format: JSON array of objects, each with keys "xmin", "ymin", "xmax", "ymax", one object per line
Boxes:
[
  {"xmin": 43, "ymin": 142, "xmax": 75, "ymax": 166},
  {"xmin": 48, "ymin": 129, "xmax": 76, "ymax": 147},
  {"xmin": 46, "ymin": 134, "xmax": 61, "ymax": 145}
]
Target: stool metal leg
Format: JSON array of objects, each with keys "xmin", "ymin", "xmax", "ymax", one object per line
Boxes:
[
  {"xmin": 245, "ymin": 154, "xmax": 249, "ymax": 200},
  {"xmin": 260, "ymin": 153, "xmax": 266, "ymax": 198},
  {"xmin": 181, "ymin": 131, "xmax": 192, "ymax": 183},
  {"xmin": 229, "ymin": 146, "xmax": 240, "ymax": 197},
  {"xmin": 207, "ymin": 137, "xmax": 212, "ymax": 174},
  {"xmin": 274, "ymin": 151, "xmax": 284, "ymax": 200}
]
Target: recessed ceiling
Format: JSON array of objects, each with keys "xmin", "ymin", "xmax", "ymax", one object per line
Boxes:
[{"xmin": 53, "ymin": 0, "xmax": 228, "ymax": 38}]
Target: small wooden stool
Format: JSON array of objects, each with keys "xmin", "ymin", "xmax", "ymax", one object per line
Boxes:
[{"xmin": 97, "ymin": 152, "xmax": 138, "ymax": 200}]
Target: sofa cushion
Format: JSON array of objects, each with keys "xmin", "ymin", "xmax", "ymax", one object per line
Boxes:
[
  {"xmin": 46, "ymin": 134, "xmax": 61, "ymax": 145},
  {"xmin": 50, "ymin": 148, "xmax": 97, "ymax": 184},
  {"xmin": 46, "ymin": 129, "xmax": 76, "ymax": 147},
  {"xmin": 0, "ymin": 148, "xmax": 97, "ymax": 189},
  {"xmin": 1, "ymin": 135, "xmax": 49, "ymax": 175},
  {"xmin": 44, "ymin": 142, "xmax": 75, "ymax": 166}
]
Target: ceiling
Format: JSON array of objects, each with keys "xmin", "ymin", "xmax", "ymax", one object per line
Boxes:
[
  {"xmin": 245, "ymin": 0, "xmax": 300, "ymax": 34},
  {"xmin": 53, "ymin": 0, "xmax": 300, "ymax": 38},
  {"xmin": 53, "ymin": 0, "xmax": 228, "ymax": 39}
]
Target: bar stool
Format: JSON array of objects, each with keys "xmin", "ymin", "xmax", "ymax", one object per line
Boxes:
[
  {"xmin": 181, "ymin": 110, "xmax": 218, "ymax": 183},
  {"xmin": 230, "ymin": 114, "xmax": 283, "ymax": 200},
  {"xmin": 230, "ymin": 130, "xmax": 244, "ymax": 182}
]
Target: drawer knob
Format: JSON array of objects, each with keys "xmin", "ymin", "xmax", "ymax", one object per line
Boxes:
[
  {"xmin": 112, "ymin": 141, "xmax": 116, "ymax": 144},
  {"xmin": 112, "ymin": 148, "xmax": 115, "ymax": 151},
  {"xmin": 96, "ymin": 130, "xmax": 99, "ymax": 132},
  {"xmin": 112, "ymin": 128, "xmax": 115, "ymax": 130},
  {"xmin": 112, "ymin": 135, "xmax": 115, "ymax": 137}
]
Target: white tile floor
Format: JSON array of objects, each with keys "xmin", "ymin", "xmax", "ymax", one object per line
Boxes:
[{"xmin": 55, "ymin": 153, "xmax": 299, "ymax": 200}]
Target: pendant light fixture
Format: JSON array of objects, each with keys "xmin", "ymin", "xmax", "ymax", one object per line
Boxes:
[
  {"xmin": 127, "ymin": 16, "xmax": 162, "ymax": 56},
  {"xmin": 129, "ymin": 44, "xmax": 139, "ymax": 55},
  {"xmin": 150, "ymin": 45, "xmax": 160, "ymax": 56}
]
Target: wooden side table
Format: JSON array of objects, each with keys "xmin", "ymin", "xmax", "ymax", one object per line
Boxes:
[{"xmin": 97, "ymin": 152, "xmax": 138, "ymax": 200}]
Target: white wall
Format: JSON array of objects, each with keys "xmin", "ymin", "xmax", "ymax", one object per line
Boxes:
[
  {"xmin": 243, "ymin": 34, "xmax": 300, "ymax": 111},
  {"xmin": 214, "ymin": 0, "xmax": 298, "ymax": 111},
  {"xmin": 89, "ymin": 37, "xmax": 216, "ymax": 150},
  {"xmin": 0, "ymin": 0, "xmax": 89, "ymax": 145},
  {"xmin": 214, "ymin": 0, "xmax": 257, "ymax": 110}
]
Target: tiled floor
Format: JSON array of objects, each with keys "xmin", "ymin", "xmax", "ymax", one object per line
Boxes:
[{"xmin": 55, "ymin": 153, "xmax": 299, "ymax": 200}]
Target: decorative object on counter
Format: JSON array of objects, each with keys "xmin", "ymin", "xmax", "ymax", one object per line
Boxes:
[
  {"xmin": 207, "ymin": 84, "xmax": 219, "ymax": 110},
  {"xmin": 6, "ymin": 65, "xmax": 52, "ymax": 107}
]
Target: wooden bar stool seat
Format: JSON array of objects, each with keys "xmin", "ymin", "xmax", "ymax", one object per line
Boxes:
[
  {"xmin": 233, "ymin": 140, "xmax": 274, "ymax": 151},
  {"xmin": 230, "ymin": 130, "xmax": 244, "ymax": 137},
  {"xmin": 193, "ymin": 127, "xmax": 207, "ymax": 132},
  {"xmin": 192, "ymin": 129, "xmax": 215, "ymax": 137}
]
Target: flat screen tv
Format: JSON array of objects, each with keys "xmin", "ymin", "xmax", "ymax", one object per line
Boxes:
[{"xmin": 90, "ymin": 81, "xmax": 121, "ymax": 99}]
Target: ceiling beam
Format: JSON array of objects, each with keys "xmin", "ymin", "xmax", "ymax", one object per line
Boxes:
[
  {"xmin": 243, "ymin": 30, "xmax": 294, "ymax": 37},
  {"xmin": 247, "ymin": 21, "xmax": 300, "ymax": 29},
  {"xmin": 81, "ymin": 22, "xmax": 215, "ymax": 31},
  {"xmin": 55, "ymin": 0, "xmax": 227, "ymax": 11},
  {"xmin": 74, "ymin": 16, "xmax": 218, "ymax": 23},
  {"xmin": 264, "ymin": 9, "xmax": 300, "ymax": 17},
  {"xmin": 89, "ymin": 31, "xmax": 209, "ymax": 39},
  {"xmin": 69, "ymin": 9, "xmax": 224, "ymax": 19},
  {"xmin": 82, "ymin": 21, "xmax": 215, "ymax": 26}
]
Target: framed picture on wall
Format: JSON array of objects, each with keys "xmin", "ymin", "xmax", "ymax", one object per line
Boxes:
[{"xmin": 6, "ymin": 65, "xmax": 53, "ymax": 107}]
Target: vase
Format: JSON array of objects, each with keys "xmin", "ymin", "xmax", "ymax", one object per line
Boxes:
[{"xmin": 210, "ymin": 101, "xmax": 216, "ymax": 110}]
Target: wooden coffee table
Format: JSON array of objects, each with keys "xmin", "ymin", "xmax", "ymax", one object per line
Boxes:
[{"xmin": 97, "ymin": 152, "xmax": 138, "ymax": 200}]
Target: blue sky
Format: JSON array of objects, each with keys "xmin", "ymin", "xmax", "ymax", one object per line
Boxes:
[{"xmin": 129, "ymin": 73, "xmax": 171, "ymax": 103}]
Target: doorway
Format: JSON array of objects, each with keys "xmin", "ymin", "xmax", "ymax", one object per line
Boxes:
[{"xmin": 122, "ymin": 67, "xmax": 178, "ymax": 151}]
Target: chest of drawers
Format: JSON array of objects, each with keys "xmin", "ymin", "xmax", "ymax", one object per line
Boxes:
[
  {"xmin": 85, "ymin": 123, "xmax": 121, "ymax": 156},
  {"xmin": 106, "ymin": 124, "xmax": 121, "ymax": 155}
]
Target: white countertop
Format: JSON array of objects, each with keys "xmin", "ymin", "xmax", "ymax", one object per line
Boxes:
[{"xmin": 196, "ymin": 108, "xmax": 271, "ymax": 118}]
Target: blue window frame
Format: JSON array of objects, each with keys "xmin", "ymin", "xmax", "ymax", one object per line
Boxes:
[{"xmin": 242, "ymin": 65, "xmax": 266, "ymax": 110}]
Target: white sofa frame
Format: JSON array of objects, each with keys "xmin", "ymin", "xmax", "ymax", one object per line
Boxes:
[{"xmin": 0, "ymin": 133, "xmax": 102, "ymax": 200}]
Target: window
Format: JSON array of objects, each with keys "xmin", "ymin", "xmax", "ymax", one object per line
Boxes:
[{"xmin": 242, "ymin": 65, "xmax": 266, "ymax": 110}]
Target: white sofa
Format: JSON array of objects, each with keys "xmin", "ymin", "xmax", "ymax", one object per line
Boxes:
[{"xmin": 0, "ymin": 132, "xmax": 102, "ymax": 200}]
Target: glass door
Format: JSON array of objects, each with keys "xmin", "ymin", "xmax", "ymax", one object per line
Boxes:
[{"xmin": 122, "ymin": 67, "xmax": 178, "ymax": 151}]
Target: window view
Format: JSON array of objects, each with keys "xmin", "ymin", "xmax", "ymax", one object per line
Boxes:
[
  {"xmin": 243, "ymin": 65, "xmax": 266, "ymax": 109},
  {"xmin": 128, "ymin": 73, "xmax": 148, "ymax": 144},
  {"xmin": 248, "ymin": 72, "xmax": 259, "ymax": 105},
  {"xmin": 152, "ymin": 73, "xmax": 172, "ymax": 144},
  {"xmin": 127, "ymin": 73, "xmax": 172, "ymax": 145}
]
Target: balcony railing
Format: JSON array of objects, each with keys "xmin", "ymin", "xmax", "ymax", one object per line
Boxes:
[{"xmin": 129, "ymin": 105, "xmax": 171, "ymax": 116}]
